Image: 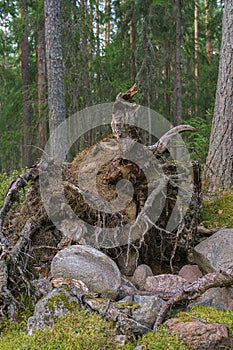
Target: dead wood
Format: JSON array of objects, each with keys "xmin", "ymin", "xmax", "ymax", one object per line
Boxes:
[
  {"xmin": 146, "ymin": 124, "xmax": 197, "ymax": 155},
  {"xmin": 153, "ymin": 265, "xmax": 233, "ymax": 330},
  {"xmin": 0, "ymin": 163, "xmax": 40, "ymax": 244}
]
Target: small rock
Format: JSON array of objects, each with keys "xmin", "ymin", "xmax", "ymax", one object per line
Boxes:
[
  {"xmin": 178, "ymin": 265, "xmax": 203, "ymax": 283},
  {"xmin": 132, "ymin": 264, "xmax": 153, "ymax": 290},
  {"xmin": 116, "ymin": 248, "xmax": 138, "ymax": 276},
  {"xmin": 114, "ymin": 335, "xmax": 129, "ymax": 346},
  {"xmin": 165, "ymin": 318, "xmax": 232, "ymax": 349},
  {"xmin": 32, "ymin": 277, "xmax": 53, "ymax": 300},
  {"xmin": 190, "ymin": 286, "xmax": 233, "ymax": 310},
  {"xmin": 194, "ymin": 228, "xmax": 233, "ymax": 273},
  {"xmin": 144, "ymin": 274, "xmax": 189, "ymax": 296},
  {"xmin": 131, "ymin": 294, "xmax": 165, "ymax": 331},
  {"xmin": 51, "ymin": 245, "xmax": 122, "ymax": 300}
]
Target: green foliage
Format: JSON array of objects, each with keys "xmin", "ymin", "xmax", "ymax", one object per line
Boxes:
[
  {"xmin": 202, "ymin": 190, "xmax": 233, "ymax": 228},
  {"xmin": 184, "ymin": 113, "xmax": 212, "ymax": 163},
  {"xmin": 0, "ymin": 170, "xmax": 29, "ymax": 208}
]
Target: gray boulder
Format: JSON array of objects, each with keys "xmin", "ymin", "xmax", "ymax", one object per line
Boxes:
[
  {"xmin": 132, "ymin": 264, "xmax": 153, "ymax": 290},
  {"xmin": 51, "ymin": 245, "xmax": 122, "ymax": 299},
  {"xmin": 27, "ymin": 288, "xmax": 80, "ymax": 335},
  {"xmin": 131, "ymin": 295, "xmax": 165, "ymax": 331},
  {"xmin": 190, "ymin": 286, "xmax": 233, "ymax": 310},
  {"xmin": 113, "ymin": 294, "xmax": 165, "ymax": 334},
  {"xmin": 194, "ymin": 228, "xmax": 233, "ymax": 273}
]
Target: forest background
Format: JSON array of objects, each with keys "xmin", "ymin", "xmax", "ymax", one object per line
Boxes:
[{"xmin": 0, "ymin": 0, "xmax": 223, "ymax": 172}]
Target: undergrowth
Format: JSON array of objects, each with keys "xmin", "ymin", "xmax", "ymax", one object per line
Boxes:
[{"xmin": 0, "ymin": 170, "xmax": 29, "ymax": 208}]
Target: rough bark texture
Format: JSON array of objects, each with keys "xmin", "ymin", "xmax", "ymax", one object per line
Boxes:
[
  {"xmin": 20, "ymin": 0, "xmax": 33, "ymax": 167},
  {"xmin": 205, "ymin": 0, "xmax": 233, "ymax": 191},
  {"xmin": 194, "ymin": 0, "xmax": 199, "ymax": 114},
  {"xmin": 130, "ymin": 1, "xmax": 136, "ymax": 81},
  {"xmin": 173, "ymin": 0, "xmax": 182, "ymax": 126},
  {"xmin": 204, "ymin": 0, "xmax": 211, "ymax": 62},
  {"xmin": 44, "ymin": 0, "xmax": 67, "ymax": 158},
  {"xmin": 37, "ymin": 22, "xmax": 47, "ymax": 151}
]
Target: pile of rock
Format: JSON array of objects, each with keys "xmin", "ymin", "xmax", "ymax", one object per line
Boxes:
[{"xmin": 27, "ymin": 228, "xmax": 233, "ymax": 349}]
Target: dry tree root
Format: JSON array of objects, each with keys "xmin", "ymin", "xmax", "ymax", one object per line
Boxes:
[
  {"xmin": 0, "ymin": 163, "xmax": 47, "ymax": 318},
  {"xmin": 153, "ymin": 265, "xmax": 233, "ymax": 330},
  {"xmin": 0, "ymin": 163, "xmax": 40, "ymax": 243}
]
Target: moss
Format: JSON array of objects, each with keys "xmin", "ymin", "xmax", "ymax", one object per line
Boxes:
[
  {"xmin": 202, "ymin": 190, "xmax": 233, "ymax": 228},
  {"xmin": 114, "ymin": 301, "xmax": 140, "ymax": 312},
  {"xmin": 46, "ymin": 292, "xmax": 78, "ymax": 313},
  {"xmin": 124, "ymin": 327, "xmax": 190, "ymax": 349},
  {"xmin": 0, "ymin": 309, "xmax": 120, "ymax": 350},
  {"xmin": 176, "ymin": 306, "xmax": 233, "ymax": 335}
]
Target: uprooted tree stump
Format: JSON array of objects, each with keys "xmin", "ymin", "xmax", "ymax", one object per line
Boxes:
[{"xmin": 0, "ymin": 84, "xmax": 217, "ymax": 325}]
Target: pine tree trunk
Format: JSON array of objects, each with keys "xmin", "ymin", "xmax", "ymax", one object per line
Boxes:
[
  {"xmin": 194, "ymin": 0, "xmax": 199, "ymax": 114},
  {"xmin": 204, "ymin": 0, "xmax": 211, "ymax": 62},
  {"xmin": 44, "ymin": 0, "xmax": 67, "ymax": 158},
  {"xmin": 20, "ymin": 0, "xmax": 33, "ymax": 167},
  {"xmin": 37, "ymin": 22, "xmax": 47, "ymax": 151},
  {"xmin": 130, "ymin": 1, "xmax": 136, "ymax": 81},
  {"xmin": 205, "ymin": 0, "xmax": 233, "ymax": 191},
  {"xmin": 173, "ymin": 0, "xmax": 182, "ymax": 126}
]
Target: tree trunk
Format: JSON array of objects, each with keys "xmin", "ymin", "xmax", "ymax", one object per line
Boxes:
[
  {"xmin": 194, "ymin": 0, "xmax": 199, "ymax": 114},
  {"xmin": 130, "ymin": 1, "xmax": 136, "ymax": 81},
  {"xmin": 44, "ymin": 0, "xmax": 67, "ymax": 158},
  {"xmin": 164, "ymin": 42, "xmax": 171, "ymax": 117},
  {"xmin": 173, "ymin": 0, "xmax": 182, "ymax": 126},
  {"xmin": 204, "ymin": 0, "xmax": 211, "ymax": 63},
  {"xmin": 104, "ymin": 0, "xmax": 110, "ymax": 49},
  {"xmin": 37, "ymin": 22, "xmax": 47, "ymax": 151},
  {"xmin": 20, "ymin": 0, "xmax": 33, "ymax": 167},
  {"xmin": 205, "ymin": 0, "xmax": 233, "ymax": 191}
]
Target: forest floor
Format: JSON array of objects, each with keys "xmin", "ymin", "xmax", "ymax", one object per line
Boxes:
[{"xmin": 0, "ymin": 172, "xmax": 233, "ymax": 349}]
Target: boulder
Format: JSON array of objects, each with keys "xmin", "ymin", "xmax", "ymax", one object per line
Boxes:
[
  {"xmin": 190, "ymin": 286, "xmax": 233, "ymax": 310},
  {"xmin": 131, "ymin": 294, "xmax": 165, "ymax": 331},
  {"xmin": 144, "ymin": 274, "xmax": 189, "ymax": 296},
  {"xmin": 27, "ymin": 288, "xmax": 80, "ymax": 335},
  {"xmin": 178, "ymin": 264, "xmax": 203, "ymax": 283},
  {"xmin": 51, "ymin": 245, "xmax": 122, "ymax": 300},
  {"xmin": 194, "ymin": 228, "xmax": 233, "ymax": 273},
  {"xmin": 165, "ymin": 318, "xmax": 233, "ymax": 349},
  {"xmin": 132, "ymin": 264, "xmax": 153, "ymax": 290}
]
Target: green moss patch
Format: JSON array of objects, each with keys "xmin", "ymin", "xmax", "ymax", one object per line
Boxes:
[
  {"xmin": 0, "ymin": 309, "xmax": 119, "ymax": 350},
  {"xmin": 124, "ymin": 327, "xmax": 189, "ymax": 349},
  {"xmin": 202, "ymin": 190, "xmax": 233, "ymax": 228},
  {"xmin": 176, "ymin": 306, "xmax": 233, "ymax": 335}
]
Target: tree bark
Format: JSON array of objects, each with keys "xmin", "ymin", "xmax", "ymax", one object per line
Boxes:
[
  {"xmin": 37, "ymin": 21, "xmax": 48, "ymax": 151},
  {"xmin": 194, "ymin": 0, "xmax": 199, "ymax": 114},
  {"xmin": 204, "ymin": 0, "xmax": 211, "ymax": 63},
  {"xmin": 20, "ymin": 0, "xmax": 33, "ymax": 167},
  {"xmin": 205, "ymin": 0, "xmax": 233, "ymax": 191},
  {"xmin": 44, "ymin": 0, "xmax": 67, "ymax": 159},
  {"xmin": 104, "ymin": 0, "xmax": 111, "ymax": 49},
  {"xmin": 173, "ymin": 0, "xmax": 182, "ymax": 126},
  {"xmin": 130, "ymin": 1, "xmax": 136, "ymax": 81}
]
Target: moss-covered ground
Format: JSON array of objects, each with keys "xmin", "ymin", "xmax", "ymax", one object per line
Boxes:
[{"xmin": 202, "ymin": 189, "xmax": 233, "ymax": 228}]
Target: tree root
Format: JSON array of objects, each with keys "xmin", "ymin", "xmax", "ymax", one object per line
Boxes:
[{"xmin": 153, "ymin": 265, "xmax": 233, "ymax": 330}]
